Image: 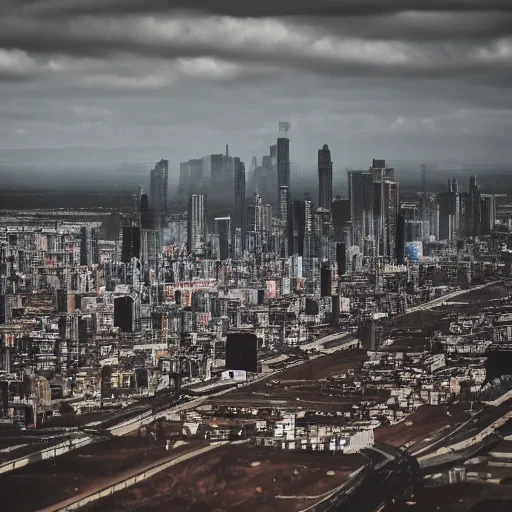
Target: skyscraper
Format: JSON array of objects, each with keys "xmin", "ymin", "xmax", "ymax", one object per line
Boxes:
[
  {"xmin": 372, "ymin": 161, "xmax": 399, "ymax": 260},
  {"xmin": 214, "ymin": 217, "xmax": 231, "ymax": 260},
  {"xmin": 288, "ymin": 200, "xmax": 305, "ymax": 257},
  {"xmin": 331, "ymin": 196, "xmax": 351, "ymax": 243},
  {"xmin": 187, "ymin": 194, "xmax": 207, "ymax": 255},
  {"xmin": 277, "ymin": 135, "xmax": 290, "ymax": 206},
  {"xmin": 318, "ymin": 144, "xmax": 333, "ymax": 210},
  {"xmin": 233, "ymin": 157, "xmax": 246, "ymax": 249},
  {"xmin": 348, "ymin": 169, "xmax": 374, "ymax": 249},
  {"xmin": 468, "ymin": 175, "xmax": 481, "ymax": 237},
  {"xmin": 150, "ymin": 159, "xmax": 169, "ymax": 212}
]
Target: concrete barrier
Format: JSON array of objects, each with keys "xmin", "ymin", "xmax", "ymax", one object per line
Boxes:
[
  {"xmin": 42, "ymin": 442, "xmax": 230, "ymax": 512},
  {"xmin": 0, "ymin": 435, "xmax": 100, "ymax": 475}
]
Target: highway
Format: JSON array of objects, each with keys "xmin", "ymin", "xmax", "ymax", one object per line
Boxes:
[
  {"xmin": 404, "ymin": 281, "xmax": 495, "ymax": 314},
  {"xmin": 303, "ymin": 443, "xmax": 419, "ymax": 512}
]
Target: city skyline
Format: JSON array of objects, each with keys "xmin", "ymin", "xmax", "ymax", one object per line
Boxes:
[{"xmin": 1, "ymin": 1, "xmax": 512, "ymax": 166}]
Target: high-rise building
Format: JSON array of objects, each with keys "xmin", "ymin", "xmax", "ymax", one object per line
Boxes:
[
  {"xmin": 318, "ymin": 144, "xmax": 333, "ymax": 210},
  {"xmin": 150, "ymin": 159, "xmax": 169, "ymax": 212},
  {"xmin": 233, "ymin": 157, "xmax": 246, "ymax": 249},
  {"xmin": 480, "ymin": 194, "xmax": 495, "ymax": 236},
  {"xmin": 277, "ymin": 136, "xmax": 290, "ymax": 206},
  {"xmin": 468, "ymin": 175, "xmax": 481, "ymax": 237},
  {"xmin": 121, "ymin": 226, "xmax": 141, "ymax": 263},
  {"xmin": 320, "ymin": 263, "xmax": 332, "ymax": 297},
  {"xmin": 140, "ymin": 193, "xmax": 157, "ymax": 230},
  {"xmin": 187, "ymin": 194, "xmax": 207, "ymax": 255},
  {"xmin": 288, "ymin": 200, "xmax": 305, "ymax": 256},
  {"xmin": 448, "ymin": 178, "xmax": 459, "ymax": 193},
  {"xmin": 331, "ymin": 197, "xmax": 351, "ymax": 242},
  {"xmin": 214, "ymin": 217, "xmax": 231, "ymax": 260},
  {"xmin": 438, "ymin": 191, "xmax": 460, "ymax": 242},
  {"xmin": 372, "ymin": 161, "xmax": 399, "ymax": 259},
  {"xmin": 348, "ymin": 169, "xmax": 375, "ymax": 249}
]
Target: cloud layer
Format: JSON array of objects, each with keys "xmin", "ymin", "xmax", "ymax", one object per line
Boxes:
[{"xmin": 0, "ymin": 0, "xmax": 511, "ymax": 166}]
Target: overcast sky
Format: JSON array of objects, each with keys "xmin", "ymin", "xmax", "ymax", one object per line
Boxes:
[{"xmin": 1, "ymin": 0, "xmax": 512, "ymax": 169}]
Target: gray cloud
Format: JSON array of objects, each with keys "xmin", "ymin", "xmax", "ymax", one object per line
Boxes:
[
  {"xmin": 0, "ymin": 0, "xmax": 510, "ymax": 166},
  {"xmin": 22, "ymin": 0, "xmax": 512, "ymax": 18}
]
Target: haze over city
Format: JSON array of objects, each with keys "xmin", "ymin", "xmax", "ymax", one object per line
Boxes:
[
  {"xmin": 1, "ymin": 0, "xmax": 512, "ymax": 168},
  {"xmin": 3, "ymin": 3, "xmax": 512, "ymax": 512}
]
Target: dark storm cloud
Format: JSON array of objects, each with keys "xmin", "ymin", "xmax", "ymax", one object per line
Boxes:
[
  {"xmin": 1, "ymin": 0, "xmax": 511, "ymax": 163},
  {"xmin": 22, "ymin": 0, "xmax": 512, "ymax": 18}
]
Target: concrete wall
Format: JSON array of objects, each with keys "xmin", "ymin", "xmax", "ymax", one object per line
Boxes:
[
  {"xmin": 47, "ymin": 442, "xmax": 229, "ymax": 512},
  {"xmin": 0, "ymin": 436, "xmax": 100, "ymax": 475}
]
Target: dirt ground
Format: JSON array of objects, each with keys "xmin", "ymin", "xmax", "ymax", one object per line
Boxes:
[
  {"xmin": 0, "ymin": 436, "xmax": 203, "ymax": 512},
  {"xmin": 374, "ymin": 405, "xmax": 470, "ymax": 448},
  {"xmin": 83, "ymin": 444, "xmax": 365, "ymax": 512}
]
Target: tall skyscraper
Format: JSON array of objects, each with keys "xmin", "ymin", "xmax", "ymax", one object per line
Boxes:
[
  {"xmin": 448, "ymin": 178, "xmax": 459, "ymax": 193},
  {"xmin": 331, "ymin": 197, "xmax": 351, "ymax": 243},
  {"xmin": 233, "ymin": 158, "xmax": 246, "ymax": 249},
  {"xmin": 372, "ymin": 161, "xmax": 399, "ymax": 260},
  {"xmin": 150, "ymin": 159, "xmax": 169, "ymax": 212},
  {"xmin": 480, "ymin": 194, "xmax": 495, "ymax": 236},
  {"xmin": 288, "ymin": 200, "xmax": 305, "ymax": 256},
  {"xmin": 187, "ymin": 194, "xmax": 207, "ymax": 255},
  {"xmin": 468, "ymin": 175, "xmax": 481, "ymax": 237},
  {"xmin": 214, "ymin": 217, "xmax": 231, "ymax": 260},
  {"xmin": 318, "ymin": 144, "xmax": 333, "ymax": 210},
  {"xmin": 277, "ymin": 125, "xmax": 290, "ymax": 206},
  {"xmin": 348, "ymin": 169, "xmax": 374, "ymax": 249}
]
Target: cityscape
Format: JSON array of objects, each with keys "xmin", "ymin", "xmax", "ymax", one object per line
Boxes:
[
  {"xmin": 2, "ymin": 125, "xmax": 512, "ymax": 511},
  {"xmin": 2, "ymin": 1, "xmax": 512, "ymax": 512}
]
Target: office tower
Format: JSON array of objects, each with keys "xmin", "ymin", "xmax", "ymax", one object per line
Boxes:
[
  {"xmin": 438, "ymin": 191, "xmax": 459, "ymax": 242},
  {"xmin": 279, "ymin": 186, "xmax": 290, "ymax": 223},
  {"xmin": 178, "ymin": 162, "xmax": 190, "ymax": 201},
  {"xmin": 420, "ymin": 164, "xmax": 427, "ymax": 223},
  {"xmin": 331, "ymin": 197, "xmax": 351, "ymax": 242},
  {"xmin": 251, "ymin": 156, "xmax": 258, "ymax": 173},
  {"xmin": 448, "ymin": 178, "xmax": 459, "ymax": 194},
  {"xmin": 150, "ymin": 159, "xmax": 169, "ymax": 212},
  {"xmin": 320, "ymin": 263, "xmax": 332, "ymax": 297},
  {"xmin": 208, "ymin": 153, "xmax": 224, "ymax": 200},
  {"xmin": 348, "ymin": 169, "xmax": 375, "ymax": 249},
  {"xmin": 233, "ymin": 157, "xmax": 246, "ymax": 249},
  {"xmin": 270, "ymin": 144, "xmax": 277, "ymax": 166},
  {"xmin": 318, "ymin": 144, "xmax": 333, "ymax": 210},
  {"xmin": 140, "ymin": 193, "xmax": 158, "ymax": 230},
  {"xmin": 468, "ymin": 175, "xmax": 481, "ymax": 237},
  {"xmin": 79, "ymin": 226, "xmax": 89, "ymax": 266},
  {"xmin": 277, "ymin": 128, "xmax": 290, "ymax": 206},
  {"xmin": 114, "ymin": 296, "xmax": 134, "ymax": 333},
  {"xmin": 396, "ymin": 214, "xmax": 406, "ymax": 264},
  {"xmin": 214, "ymin": 217, "xmax": 231, "ymax": 260},
  {"xmin": 372, "ymin": 161, "xmax": 399, "ymax": 260},
  {"xmin": 459, "ymin": 192, "xmax": 469, "ymax": 236},
  {"xmin": 121, "ymin": 226, "xmax": 141, "ymax": 263},
  {"xmin": 187, "ymin": 194, "xmax": 207, "ymax": 255},
  {"xmin": 288, "ymin": 200, "xmax": 305, "ymax": 256},
  {"xmin": 248, "ymin": 193, "xmax": 262, "ymax": 232},
  {"xmin": 480, "ymin": 194, "xmax": 495, "ymax": 235},
  {"xmin": 336, "ymin": 242, "xmax": 347, "ymax": 276},
  {"xmin": 279, "ymin": 186, "xmax": 290, "ymax": 258},
  {"xmin": 140, "ymin": 229, "xmax": 160, "ymax": 273},
  {"xmin": 225, "ymin": 332, "xmax": 258, "ymax": 373}
]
